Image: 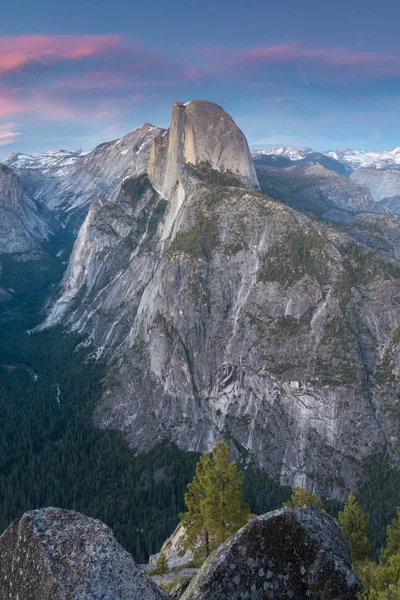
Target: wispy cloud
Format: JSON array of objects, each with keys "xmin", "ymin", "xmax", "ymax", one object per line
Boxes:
[
  {"xmin": 298, "ymin": 66, "xmax": 309, "ymax": 87},
  {"xmin": 0, "ymin": 35, "xmax": 122, "ymax": 75},
  {"xmin": 0, "ymin": 122, "xmax": 21, "ymax": 146},
  {"xmin": 194, "ymin": 42, "xmax": 400, "ymax": 82}
]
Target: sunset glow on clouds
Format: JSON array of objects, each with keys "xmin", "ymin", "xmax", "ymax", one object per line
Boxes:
[{"xmin": 0, "ymin": 14, "xmax": 400, "ymax": 156}]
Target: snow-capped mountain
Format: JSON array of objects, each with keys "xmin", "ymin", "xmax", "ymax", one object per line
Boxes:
[
  {"xmin": 252, "ymin": 146, "xmax": 400, "ymax": 171},
  {"xmin": 6, "ymin": 149, "xmax": 85, "ymax": 176},
  {"xmin": 326, "ymin": 148, "xmax": 400, "ymax": 170},
  {"xmin": 253, "ymin": 146, "xmax": 313, "ymax": 161},
  {"xmin": 4, "ymin": 124, "xmax": 164, "ymax": 230}
]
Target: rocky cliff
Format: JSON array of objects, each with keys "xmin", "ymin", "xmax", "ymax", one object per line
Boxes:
[
  {"xmin": 0, "ymin": 507, "xmax": 169, "ymax": 600},
  {"xmin": 44, "ymin": 100, "xmax": 400, "ymax": 498},
  {"xmin": 350, "ymin": 167, "xmax": 400, "ymax": 213},
  {"xmin": 0, "ymin": 163, "xmax": 52, "ymax": 257},
  {"xmin": 6, "ymin": 124, "xmax": 164, "ymax": 230},
  {"xmin": 148, "ymin": 101, "xmax": 258, "ymax": 197}
]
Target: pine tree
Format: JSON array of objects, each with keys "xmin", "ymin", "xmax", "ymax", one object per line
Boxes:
[
  {"xmin": 338, "ymin": 491, "xmax": 372, "ymax": 564},
  {"xmin": 283, "ymin": 487, "xmax": 325, "ymax": 512},
  {"xmin": 156, "ymin": 550, "xmax": 169, "ymax": 574},
  {"xmin": 180, "ymin": 452, "xmax": 212, "ymax": 556},
  {"xmin": 381, "ymin": 507, "xmax": 400, "ymax": 564},
  {"xmin": 180, "ymin": 440, "xmax": 250, "ymax": 557}
]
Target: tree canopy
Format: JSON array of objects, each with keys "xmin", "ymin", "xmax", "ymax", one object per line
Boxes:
[
  {"xmin": 180, "ymin": 440, "xmax": 250, "ymax": 557},
  {"xmin": 338, "ymin": 492, "xmax": 372, "ymax": 565},
  {"xmin": 283, "ymin": 486, "xmax": 325, "ymax": 512}
]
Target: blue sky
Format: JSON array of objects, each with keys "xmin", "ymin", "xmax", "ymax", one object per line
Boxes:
[{"xmin": 0, "ymin": 0, "xmax": 399, "ymax": 157}]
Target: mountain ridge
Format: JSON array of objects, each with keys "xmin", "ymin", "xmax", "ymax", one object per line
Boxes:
[{"xmin": 39, "ymin": 99, "xmax": 400, "ymax": 500}]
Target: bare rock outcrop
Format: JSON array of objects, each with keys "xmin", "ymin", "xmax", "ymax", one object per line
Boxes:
[
  {"xmin": 351, "ymin": 167, "xmax": 400, "ymax": 203},
  {"xmin": 182, "ymin": 507, "xmax": 362, "ymax": 600},
  {"xmin": 148, "ymin": 100, "xmax": 259, "ymax": 197},
  {"xmin": 0, "ymin": 163, "xmax": 51, "ymax": 257},
  {"xmin": 0, "ymin": 507, "xmax": 169, "ymax": 600},
  {"xmin": 149, "ymin": 523, "xmax": 194, "ymax": 569}
]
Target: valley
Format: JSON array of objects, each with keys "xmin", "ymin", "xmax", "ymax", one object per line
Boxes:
[{"xmin": 2, "ymin": 99, "xmax": 400, "ymax": 564}]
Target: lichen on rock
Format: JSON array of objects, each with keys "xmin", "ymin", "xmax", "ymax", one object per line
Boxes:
[
  {"xmin": 181, "ymin": 506, "xmax": 362, "ymax": 600},
  {"xmin": 0, "ymin": 507, "xmax": 170, "ymax": 600}
]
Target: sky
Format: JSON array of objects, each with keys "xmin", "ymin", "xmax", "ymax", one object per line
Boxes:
[{"xmin": 0, "ymin": 0, "xmax": 400, "ymax": 157}]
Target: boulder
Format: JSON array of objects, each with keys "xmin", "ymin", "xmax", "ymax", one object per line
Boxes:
[
  {"xmin": 0, "ymin": 507, "xmax": 170, "ymax": 600},
  {"xmin": 181, "ymin": 506, "xmax": 362, "ymax": 600}
]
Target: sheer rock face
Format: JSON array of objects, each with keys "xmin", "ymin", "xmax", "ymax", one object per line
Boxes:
[
  {"xmin": 0, "ymin": 163, "xmax": 51, "ymax": 257},
  {"xmin": 0, "ymin": 507, "xmax": 169, "ymax": 600},
  {"xmin": 43, "ymin": 101, "xmax": 400, "ymax": 498},
  {"xmin": 182, "ymin": 507, "xmax": 362, "ymax": 600},
  {"xmin": 351, "ymin": 167, "xmax": 400, "ymax": 204},
  {"xmin": 148, "ymin": 101, "xmax": 259, "ymax": 197}
]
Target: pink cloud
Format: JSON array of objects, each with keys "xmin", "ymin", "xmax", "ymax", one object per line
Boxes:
[{"xmin": 0, "ymin": 35, "xmax": 123, "ymax": 76}]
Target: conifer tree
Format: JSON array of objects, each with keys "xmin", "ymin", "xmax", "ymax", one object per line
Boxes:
[
  {"xmin": 338, "ymin": 491, "xmax": 372, "ymax": 564},
  {"xmin": 283, "ymin": 487, "xmax": 325, "ymax": 512},
  {"xmin": 381, "ymin": 507, "xmax": 400, "ymax": 564},
  {"xmin": 155, "ymin": 550, "xmax": 169, "ymax": 574},
  {"xmin": 180, "ymin": 440, "xmax": 250, "ymax": 557}
]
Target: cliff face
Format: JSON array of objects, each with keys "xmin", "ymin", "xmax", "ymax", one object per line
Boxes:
[
  {"xmin": 350, "ymin": 168, "xmax": 400, "ymax": 211},
  {"xmin": 148, "ymin": 101, "xmax": 259, "ymax": 197},
  {"xmin": 0, "ymin": 164, "xmax": 51, "ymax": 257},
  {"xmin": 44, "ymin": 100, "xmax": 400, "ymax": 497}
]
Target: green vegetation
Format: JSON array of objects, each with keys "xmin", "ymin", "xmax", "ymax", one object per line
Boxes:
[
  {"xmin": 342, "ymin": 242, "xmax": 400, "ymax": 282},
  {"xmin": 148, "ymin": 199, "xmax": 168, "ymax": 237},
  {"xmin": 121, "ymin": 173, "xmax": 152, "ymax": 200},
  {"xmin": 169, "ymin": 212, "xmax": 219, "ymax": 260},
  {"xmin": 150, "ymin": 550, "xmax": 169, "ymax": 575},
  {"xmin": 243, "ymin": 462, "xmax": 291, "ymax": 513},
  {"xmin": 186, "ymin": 163, "xmax": 243, "ymax": 188},
  {"xmin": 360, "ymin": 553, "xmax": 400, "ymax": 599},
  {"xmin": 258, "ymin": 231, "xmax": 327, "ymax": 286},
  {"xmin": 0, "ymin": 328, "xmax": 200, "ymax": 562},
  {"xmin": 283, "ymin": 486, "xmax": 325, "ymax": 512},
  {"xmin": 338, "ymin": 492, "xmax": 372, "ymax": 564},
  {"xmin": 180, "ymin": 441, "xmax": 250, "ymax": 557},
  {"xmin": 381, "ymin": 508, "xmax": 400, "ymax": 564},
  {"xmin": 357, "ymin": 509, "xmax": 400, "ymax": 598},
  {"xmin": 358, "ymin": 454, "xmax": 400, "ymax": 556},
  {"xmin": 374, "ymin": 325, "xmax": 400, "ymax": 386}
]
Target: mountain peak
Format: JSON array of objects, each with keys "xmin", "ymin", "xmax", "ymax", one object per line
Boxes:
[{"xmin": 148, "ymin": 99, "xmax": 259, "ymax": 197}]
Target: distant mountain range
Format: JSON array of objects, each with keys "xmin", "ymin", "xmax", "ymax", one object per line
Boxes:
[{"xmin": 252, "ymin": 146, "xmax": 400, "ymax": 171}]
